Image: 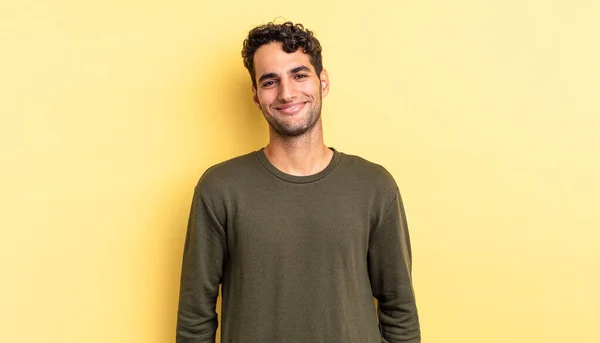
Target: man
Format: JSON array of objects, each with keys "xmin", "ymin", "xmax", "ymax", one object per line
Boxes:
[{"xmin": 177, "ymin": 22, "xmax": 420, "ymax": 343}]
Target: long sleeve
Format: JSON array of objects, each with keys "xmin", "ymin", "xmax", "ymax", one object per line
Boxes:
[
  {"xmin": 176, "ymin": 186, "xmax": 227, "ymax": 343},
  {"xmin": 368, "ymin": 189, "xmax": 421, "ymax": 343}
]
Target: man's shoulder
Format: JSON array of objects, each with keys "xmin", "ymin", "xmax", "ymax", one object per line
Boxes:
[
  {"xmin": 195, "ymin": 150, "xmax": 259, "ymax": 191},
  {"xmin": 339, "ymin": 151, "xmax": 398, "ymax": 189}
]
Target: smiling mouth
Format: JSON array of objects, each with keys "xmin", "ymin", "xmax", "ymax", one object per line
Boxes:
[{"xmin": 275, "ymin": 102, "xmax": 307, "ymax": 115}]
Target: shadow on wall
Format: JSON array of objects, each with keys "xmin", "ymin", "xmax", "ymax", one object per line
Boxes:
[{"xmin": 157, "ymin": 45, "xmax": 266, "ymax": 342}]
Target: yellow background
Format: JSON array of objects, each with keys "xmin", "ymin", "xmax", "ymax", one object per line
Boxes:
[{"xmin": 2, "ymin": 1, "xmax": 599, "ymax": 342}]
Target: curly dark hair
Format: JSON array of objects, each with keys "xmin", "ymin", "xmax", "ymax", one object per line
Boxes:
[{"xmin": 242, "ymin": 21, "xmax": 323, "ymax": 87}]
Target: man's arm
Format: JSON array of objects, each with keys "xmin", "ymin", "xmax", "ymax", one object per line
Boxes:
[
  {"xmin": 176, "ymin": 186, "xmax": 226, "ymax": 343},
  {"xmin": 368, "ymin": 188, "xmax": 421, "ymax": 343}
]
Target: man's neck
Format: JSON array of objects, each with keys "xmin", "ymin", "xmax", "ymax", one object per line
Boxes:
[{"xmin": 264, "ymin": 125, "xmax": 334, "ymax": 177}]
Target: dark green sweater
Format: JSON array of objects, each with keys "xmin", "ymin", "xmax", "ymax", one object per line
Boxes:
[{"xmin": 177, "ymin": 148, "xmax": 420, "ymax": 343}]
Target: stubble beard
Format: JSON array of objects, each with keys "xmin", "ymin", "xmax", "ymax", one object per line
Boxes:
[{"xmin": 263, "ymin": 92, "xmax": 323, "ymax": 138}]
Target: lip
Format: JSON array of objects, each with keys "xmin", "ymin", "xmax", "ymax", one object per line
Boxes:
[{"xmin": 274, "ymin": 102, "xmax": 307, "ymax": 115}]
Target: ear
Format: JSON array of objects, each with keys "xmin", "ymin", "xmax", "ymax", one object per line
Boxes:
[
  {"xmin": 319, "ymin": 69, "xmax": 330, "ymax": 98},
  {"xmin": 252, "ymin": 86, "xmax": 261, "ymax": 110}
]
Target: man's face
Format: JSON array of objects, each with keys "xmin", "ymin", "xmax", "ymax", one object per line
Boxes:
[{"xmin": 252, "ymin": 42, "xmax": 329, "ymax": 137}]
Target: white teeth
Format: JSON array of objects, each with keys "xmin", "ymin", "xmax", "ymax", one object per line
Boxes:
[{"xmin": 278, "ymin": 104, "xmax": 302, "ymax": 113}]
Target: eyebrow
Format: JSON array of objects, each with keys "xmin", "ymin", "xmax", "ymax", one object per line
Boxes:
[
  {"xmin": 257, "ymin": 65, "xmax": 313, "ymax": 84},
  {"xmin": 290, "ymin": 65, "xmax": 311, "ymax": 74},
  {"xmin": 258, "ymin": 72, "xmax": 278, "ymax": 83}
]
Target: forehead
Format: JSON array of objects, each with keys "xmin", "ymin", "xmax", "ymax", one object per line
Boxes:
[{"xmin": 253, "ymin": 42, "xmax": 314, "ymax": 75}]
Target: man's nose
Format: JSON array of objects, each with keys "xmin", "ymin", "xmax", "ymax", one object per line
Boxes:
[{"xmin": 277, "ymin": 78, "xmax": 294, "ymax": 102}]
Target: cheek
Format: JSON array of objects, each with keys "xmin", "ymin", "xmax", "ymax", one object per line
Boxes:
[
  {"xmin": 301, "ymin": 82, "xmax": 320, "ymax": 96},
  {"xmin": 257, "ymin": 91, "xmax": 276, "ymax": 105}
]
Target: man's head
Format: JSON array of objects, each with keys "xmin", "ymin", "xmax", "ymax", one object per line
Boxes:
[
  {"xmin": 242, "ymin": 22, "xmax": 329, "ymax": 138},
  {"xmin": 242, "ymin": 22, "xmax": 323, "ymax": 88}
]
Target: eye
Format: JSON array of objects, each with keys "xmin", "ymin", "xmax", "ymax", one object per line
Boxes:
[
  {"xmin": 295, "ymin": 74, "xmax": 308, "ymax": 79},
  {"xmin": 262, "ymin": 80, "xmax": 276, "ymax": 88}
]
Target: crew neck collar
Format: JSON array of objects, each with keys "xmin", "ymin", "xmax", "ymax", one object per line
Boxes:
[{"xmin": 256, "ymin": 147, "xmax": 342, "ymax": 184}]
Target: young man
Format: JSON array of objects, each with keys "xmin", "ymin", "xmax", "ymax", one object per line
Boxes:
[{"xmin": 177, "ymin": 22, "xmax": 421, "ymax": 343}]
